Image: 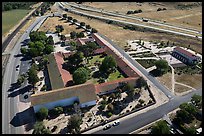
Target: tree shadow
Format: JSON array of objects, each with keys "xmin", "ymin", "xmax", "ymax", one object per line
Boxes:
[
  {"xmin": 8, "ymin": 82, "xmax": 21, "ymax": 92},
  {"xmin": 14, "ymin": 53, "xmax": 23, "ymax": 58},
  {"xmin": 8, "ymin": 85, "xmax": 32, "ymax": 98},
  {"xmin": 65, "ymin": 80, "xmax": 74, "ymax": 87},
  {"xmin": 149, "ymin": 69, "xmax": 163, "ymax": 77},
  {"xmin": 10, "ymin": 107, "xmax": 35, "ymax": 127},
  {"xmin": 59, "ymin": 126, "xmax": 68, "ymax": 134},
  {"xmin": 20, "ymin": 56, "xmax": 32, "ymax": 62}
]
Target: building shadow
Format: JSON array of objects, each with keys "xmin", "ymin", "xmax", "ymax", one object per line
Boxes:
[
  {"xmin": 10, "ymin": 107, "xmax": 35, "ymax": 127},
  {"xmin": 8, "ymin": 85, "xmax": 32, "ymax": 98}
]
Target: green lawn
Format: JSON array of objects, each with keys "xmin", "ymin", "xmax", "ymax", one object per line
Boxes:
[
  {"xmin": 2, "ymin": 9, "xmax": 31, "ymax": 35},
  {"xmin": 107, "ymin": 70, "xmax": 124, "ymax": 82},
  {"xmin": 88, "ymin": 55, "xmax": 105, "ymax": 66}
]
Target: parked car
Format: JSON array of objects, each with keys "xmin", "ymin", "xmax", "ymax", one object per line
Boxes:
[
  {"xmin": 112, "ymin": 120, "xmax": 120, "ymax": 126},
  {"xmin": 103, "ymin": 124, "xmax": 111, "ymax": 130}
]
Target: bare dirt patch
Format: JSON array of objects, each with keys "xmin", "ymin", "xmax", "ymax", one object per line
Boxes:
[
  {"xmin": 174, "ymin": 83, "xmax": 191, "ymax": 94},
  {"xmin": 175, "ymin": 74, "xmax": 202, "ymax": 89},
  {"xmin": 38, "ymin": 17, "xmax": 84, "ymax": 35},
  {"xmin": 156, "ymin": 72, "xmax": 172, "ymax": 91}
]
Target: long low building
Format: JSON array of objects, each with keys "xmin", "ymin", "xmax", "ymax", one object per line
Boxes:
[
  {"xmin": 171, "ymin": 47, "xmax": 201, "ymax": 65},
  {"xmin": 31, "ymin": 83, "xmax": 97, "ymax": 113}
]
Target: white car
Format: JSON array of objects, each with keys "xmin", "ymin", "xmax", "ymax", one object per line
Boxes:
[
  {"xmin": 112, "ymin": 120, "xmax": 120, "ymax": 126},
  {"xmin": 103, "ymin": 124, "xmax": 111, "ymax": 130}
]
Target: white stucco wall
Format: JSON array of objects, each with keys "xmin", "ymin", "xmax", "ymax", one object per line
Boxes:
[{"xmin": 33, "ymin": 97, "xmax": 79, "ymax": 113}]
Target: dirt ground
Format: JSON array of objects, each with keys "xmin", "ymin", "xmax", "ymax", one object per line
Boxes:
[
  {"xmin": 175, "ymin": 74, "xmax": 202, "ymax": 89},
  {"xmin": 38, "ymin": 17, "xmax": 83, "ymax": 35},
  {"xmin": 81, "ymin": 2, "xmax": 202, "ymax": 31},
  {"xmin": 156, "ymin": 72, "xmax": 172, "ymax": 91},
  {"xmin": 174, "ymin": 83, "xmax": 191, "ymax": 94},
  {"xmin": 49, "ymin": 7, "xmax": 202, "ymax": 54}
]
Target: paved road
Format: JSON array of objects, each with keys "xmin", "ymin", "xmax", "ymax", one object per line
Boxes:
[
  {"xmin": 92, "ymin": 88, "xmax": 202, "ymax": 134},
  {"xmin": 64, "ymin": 2, "xmax": 201, "ymax": 35},
  {"xmin": 61, "ymin": 2, "xmax": 202, "ymax": 39},
  {"xmin": 2, "ymin": 15, "xmax": 49, "ymax": 134}
]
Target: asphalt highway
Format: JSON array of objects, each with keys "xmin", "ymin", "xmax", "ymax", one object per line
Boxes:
[{"xmin": 2, "ymin": 15, "xmax": 49, "ymax": 134}]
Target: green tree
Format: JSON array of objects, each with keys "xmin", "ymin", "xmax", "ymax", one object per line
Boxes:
[
  {"xmin": 28, "ymin": 47, "xmax": 39, "ymax": 57},
  {"xmin": 17, "ymin": 74, "xmax": 26, "ymax": 85},
  {"xmin": 73, "ymin": 19, "xmax": 77, "ymax": 23},
  {"xmin": 67, "ymin": 114, "xmax": 82, "ymax": 134},
  {"xmin": 179, "ymin": 103, "xmax": 198, "ymax": 116},
  {"xmin": 107, "ymin": 103, "xmax": 114, "ymax": 111},
  {"xmin": 28, "ymin": 41, "xmax": 35, "ymax": 48},
  {"xmin": 20, "ymin": 47, "xmax": 27, "ymax": 55},
  {"xmin": 76, "ymin": 32, "xmax": 84, "ymax": 38},
  {"xmin": 70, "ymin": 31, "xmax": 77, "ymax": 39},
  {"xmin": 62, "ymin": 13, "xmax": 67, "ymax": 19},
  {"xmin": 73, "ymin": 67, "xmax": 90, "ymax": 85},
  {"xmin": 80, "ymin": 22, "xmax": 85, "ymax": 27},
  {"xmin": 35, "ymin": 41, "xmax": 45, "ymax": 55},
  {"xmin": 91, "ymin": 28, "xmax": 98, "ymax": 33},
  {"xmin": 86, "ymin": 24, "xmax": 91, "ymax": 29},
  {"xmin": 136, "ymin": 77, "xmax": 147, "ymax": 89},
  {"xmin": 67, "ymin": 16, "xmax": 73, "ymax": 22},
  {"xmin": 121, "ymin": 83, "xmax": 134, "ymax": 92},
  {"xmin": 36, "ymin": 107, "xmax": 48, "ymax": 120},
  {"xmin": 99, "ymin": 55, "xmax": 117, "ymax": 73},
  {"xmin": 191, "ymin": 94, "xmax": 202, "ymax": 109},
  {"xmin": 27, "ymin": 66, "xmax": 39, "ymax": 87},
  {"xmin": 155, "ymin": 59, "xmax": 169, "ymax": 75},
  {"xmin": 185, "ymin": 127, "xmax": 196, "ymax": 134},
  {"xmin": 29, "ymin": 31, "xmax": 47, "ymax": 42},
  {"xmin": 151, "ymin": 120, "xmax": 170, "ymax": 134},
  {"xmin": 32, "ymin": 121, "xmax": 51, "ymax": 134},
  {"xmin": 60, "ymin": 34, "xmax": 66, "ymax": 41},
  {"xmin": 44, "ymin": 45, "xmax": 54, "ymax": 54},
  {"xmin": 46, "ymin": 35, "xmax": 54, "ymax": 45},
  {"xmin": 68, "ymin": 51, "xmax": 84, "ymax": 67}
]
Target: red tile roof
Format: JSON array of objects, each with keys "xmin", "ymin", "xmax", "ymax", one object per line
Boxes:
[
  {"xmin": 174, "ymin": 47, "xmax": 197, "ymax": 59},
  {"xmin": 95, "ymin": 77, "xmax": 139, "ymax": 94},
  {"xmin": 77, "ymin": 37, "xmax": 95, "ymax": 46},
  {"xmin": 54, "ymin": 52, "xmax": 72, "ymax": 86}
]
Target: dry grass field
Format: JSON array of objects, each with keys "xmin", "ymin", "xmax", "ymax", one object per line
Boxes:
[
  {"xmin": 175, "ymin": 74, "xmax": 202, "ymax": 89},
  {"xmin": 156, "ymin": 72, "xmax": 172, "ymax": 91},
  {"xmin": 38, "ymin": 17, "xmax": 84, "ymax": 35},
  {"xmin": 174, "ymin": 84, "xmax": 191, "ymax": 94},
  {"xmin": 58, "ymin": 11, "xmax": 202, "ymax": 54},
  {"xmin": 81, "ymin": 2, "xmax": 202, "ymax": 31}
]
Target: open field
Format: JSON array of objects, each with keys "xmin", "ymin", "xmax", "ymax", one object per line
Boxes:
[
  {"xmin": 2, "ymin": 9, "xmax": 31, "ymax": 36},
  {"xmin": 175, "ymin": 74, "xmax": 202, "ymax": 89},
  {"xmin": 156, "ymin": 72, "xmax": 172, "ymax": 91},
  {"xmin": 174, "ymin": 83, "xmax": 191, "ymax": 94},
  {"xmin": 38, "ymin": 17, "xmax": 84, "ymax": 35},
  {"xmin": 81, "ymin": 2, "xmax": 202, "ymax": 31},
  {"xmin": 50, "ymin": 10, "xmax": 202, "ymax": 54}
]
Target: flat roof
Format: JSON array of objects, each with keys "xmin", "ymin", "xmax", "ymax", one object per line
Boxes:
[{"xmin": 31, "ymin": 83, "xmax": 97, "ymax": 106}]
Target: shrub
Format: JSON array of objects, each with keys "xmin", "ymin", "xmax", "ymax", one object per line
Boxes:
[
  {"xmin": 40, "ymin": 85, "xmax": 46, "ymax": 91},
  {"xmin": 107, "ymin": 112, "xmax": 112, "ymax": 117}
]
